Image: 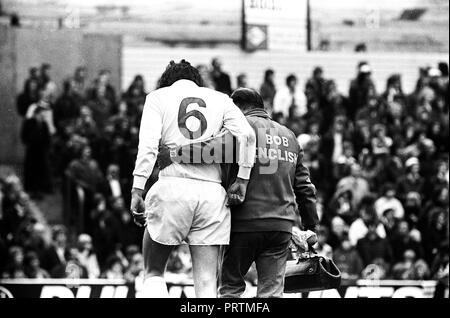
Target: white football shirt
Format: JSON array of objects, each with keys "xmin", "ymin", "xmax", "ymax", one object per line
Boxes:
[{"xmin": 132, "ymin": 79, "xmax": 256, "ymax": 189}]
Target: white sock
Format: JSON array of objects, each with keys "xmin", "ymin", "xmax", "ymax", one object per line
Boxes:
[{"xmin": 140, "ymin": 276, "xmax": 169, "ymax": 298}]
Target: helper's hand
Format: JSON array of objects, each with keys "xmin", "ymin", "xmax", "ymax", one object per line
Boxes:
[
  {"xmin": 130, "ymin": 188, "xmax": 146, "ymax": 227},
  {"xmin": 227, "ymin": 178, "xmax": 249, "ymax": 206},
  {"xmin": 292, "ymin": 227, "xmax": 318, "ymax": 252},
  {"xmin": 157, "ymin": 145, "xmax": 174, "ymax": 170}
]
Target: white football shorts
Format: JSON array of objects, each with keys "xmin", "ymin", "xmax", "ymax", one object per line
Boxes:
[{"xmin": 144, "ymin": 176, "xmax": 230, "ymax": 245}]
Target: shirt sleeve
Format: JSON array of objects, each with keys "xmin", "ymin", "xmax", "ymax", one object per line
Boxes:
[
  {"xmin": 132, "ymin": 93, "xmax": 163, "ymax": 190},
  {"xmin": 222, "ymin": 98, "xmax": 256, "ymax": 180}
]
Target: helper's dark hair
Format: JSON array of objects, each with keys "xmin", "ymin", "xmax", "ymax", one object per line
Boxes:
[
  {"xmin": 231, "ymin": 88, "xmax": 264, "ymax": 110},
  {"xmin": 157, "ymin": 59, "xmax": 204, "ymax": 89}
]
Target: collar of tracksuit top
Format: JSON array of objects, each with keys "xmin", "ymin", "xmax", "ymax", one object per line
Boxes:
[{"xmin": 243, "ymin": 108, "xmax": 271, "ymax": 120}]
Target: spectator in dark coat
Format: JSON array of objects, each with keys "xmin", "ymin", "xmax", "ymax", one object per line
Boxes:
[
  {"xmin": 24, "ymin": 250, "xmax": 50, "ymax": 278},
  {"xmin": 17, "ymin": 79, "xmax": 40, "ymax": 117},
  {"xmin": 53, "ymin": 80, "xmax": 81, "ymax": 132},
  {"xmin": 389, "ymin": 220, "xmax": 424, "ymax": 263},
  {"xmin": 21, "ymin": 105, "xmax": 52, "ymax": 196},
  {"xmin": 1, "ymin": 246, "xmax": 26, "ymax": 278},
  {"xmin": 51, "ymin": 247, "xmax": 88, "ymax": 279},
  {"xmin": 259, "ymin": 69, "xmax": 276, "ymax": 110},
  {"xmin": 305, "ymin": 66, "xmax": 326, "ymax": 108},
  {"xmin": 40, "ymin": 225, "xmax": 68, "ymax": 273},
  {"xmin": 210, "ymin": 57, "xmax": 232, "ymax": 95},
  {"xmin": 356, "ymin": 223, "xmax": 393, "ymax": 266},
  {"xmin": 333, "ymin": 234, "xmax": 364, "ymax": 280},
  {"xmin": 348, "ymin": 62, "xmax": 377, "ymax": 120}
]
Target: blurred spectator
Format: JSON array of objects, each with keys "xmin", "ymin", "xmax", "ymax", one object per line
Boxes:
[
  {"xmin": 349, "ymin": 196, "xmax": 386, "ymax": 246},
  {"xmin": 389, "ymin": 220, "xmax": 424, "ymax": 263},
  {"xmin": 320, "ymin": 116, "xmax": 349, "ymax": 165},
  {"xmin": 17, "ymin": 77, "xmax": 40, "ymax": 117},
  {"xmin": 123, "ymin": 74, "xmax": 147, "ymax": 120},
  {"xmin": 313, "ymin": 225, "xmax": 333, "ymax": 259},
  {"xmin": 396, "ymin": 157, "xmax": 425, "ymax": 202},
  {"xmin": 105, "ymin": 164, "xmax": 124, "ymax": 200},
  {"xmin": 1, "ymin": 246, "xmax": 26, "ymax": 278},
  {"xmin": 379, "ymin": 208, "xmax": 397, "ymax": 238},
  {"xmin": 305, "ymin": 66, "xmax": 326, "ymax": 108},
  {"xmin": 66, "ymin": 145, "xmax": 106, "ymax": 229},
  {"xmin": 123, "ymin": 252, "xmax": 144, "ymax": 283},
  {"xmin": 53, "ymin": 79, "xmax": 81, "ymax": 132},
  {"xmin": 273, "ymin": 74, "xmax": 307, "ymax": 118},
  {"xmin": 356, "ymin": 223, "xmax": 393, "ymax": 267},
  {"xmin": 21, "ymin": 105, "xmax": 52, "ymax": 197},
  {"xmin": 76, "ymin": 233, "xmax": 100, "ymax": 278},
  {"xmin": 23, "ymin": 250, "xmax": 50, "ymax": 278},
  {"xmin": 236, "ymin": 73, "xmax": 248, "ymax": 89},
  {"xmin": 89, "ymin": 70, "xmax": 117, "ymax": 105},
  {"xmin": 327, "ymin": 216, "xmax": 349, "ymax": 249},
  {"xmin": 110, "ymin": 197, "xmax": 142, "ymax": 248},
  {"xmin": 328, "ymin": 189, "xmax": 357, "ymax": 225},
  {"xmin": 392, "ymin": 249, "xmax": 430, "ymax": 280},
  {"xmin": 86, "ymin": 70, "xmax": 117, "ymax": 128},
  {"xmin": 90, "ymin": 194, "xmax": 122, "ymax": 266},
  {"xmin": 71, "ymin": 66, "xmax": 88, "ymax": 101},
  {"xmin": 321, "ymin": 80, "xmax": 348, "ymax": 134},
  {"xmin": 38, "ymin": 63, "xmax": 58, "ymax": 104},
  {"xmin": 375, "ymin": 183, "xmax": 404, "ymax": 219},
  {"xmin": 210, "ymin": 57, "xmax": 232, "ymax": 95},
  {"xmin": 348, "ymin": 62, "xmax": 377, "ymax": 120},
  {"xmin": 167, "ymin": 245, "xmax": 193, "ymax": 276},
  {"xmin": 371, "ymin": 124, "xmax": 393, "ymax": 156},
  {"xmin": 101, "ymin": 255, "xmax": 124, "ymax": 279},
  {"xmin": 422, "ymin": 207, "xmax": 448, "ymax": 264},
  {"xmin": 197, "ymin": 64, "xmax": 214, "ymax": 89},
  {"xmin": 40, "ymin": 225, "xmax": 68, "ymax": 273},
  {"xmin": 403, "ymin": 191, "xmax": 423, "ymax": 227},
  {"xmin": 336, "ymin": 163, "xmax": 370, "ymax": 208},
  {"xmin": 51, "ymin": 246, "xmax": 88, "ymax": 279},
  {"xmin": 430, "ymin": 241, "xmax": 449, "ymax": 282},
  {"xmin": 333, "ymin": 234, "xmax": 363, "ymax": 280},
  {"xmin": 259, "ymin": 69, "xmax": 276, "ymax": 110}
]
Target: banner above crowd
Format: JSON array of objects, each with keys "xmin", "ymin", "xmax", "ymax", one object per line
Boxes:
[{"xmin": 243, "ymin": 0, "xmax": 308, "ymax": 52}]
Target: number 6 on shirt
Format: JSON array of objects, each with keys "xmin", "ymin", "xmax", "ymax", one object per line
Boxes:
[{"xmin": 177, "ymin": 97, "xmax": 208, "ymax": 140}]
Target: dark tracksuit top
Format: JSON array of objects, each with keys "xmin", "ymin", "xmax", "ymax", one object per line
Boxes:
[{"xmin": 167, "ymin": 108, "xmax": 319, "ymax": 234}]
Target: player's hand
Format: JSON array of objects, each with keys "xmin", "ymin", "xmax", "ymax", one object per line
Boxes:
[
  {"xmin": 227, "ymin": 178, "xmax": 249, "ymax": 206},
  {"xmin": 292, "ymin": 227, "xmax": 318, "ymax": 252},
  {"xmin": 157, "ymin": 145, "xmax": 173, "ymax": 170},
  {"xmin": 130, "ymin": 188, "xmax": 146, "ymax": 227}
]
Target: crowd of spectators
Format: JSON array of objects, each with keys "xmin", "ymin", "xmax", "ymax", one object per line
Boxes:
[{"xmin": 0, "ymin": 58, "xmax": 448, "ymax": 286}]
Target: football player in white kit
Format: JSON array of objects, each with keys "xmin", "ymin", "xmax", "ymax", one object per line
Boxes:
[{"xmin": 130, "ymin": 60, "xmax": 256, "ymax": 298}]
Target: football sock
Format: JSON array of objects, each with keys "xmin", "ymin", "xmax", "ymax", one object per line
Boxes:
[{"xmin": 141, "ymin": 276, "xmax": 169, "ymax": 298}]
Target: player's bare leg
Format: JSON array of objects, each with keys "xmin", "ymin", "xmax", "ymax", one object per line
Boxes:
[
  {"xmin": 189, "ymin": 245, "xmax": 220, "ymax": 298},
  {"xmin": 141, "ymin": 229, "xmax": 174, "ymax": 297}
]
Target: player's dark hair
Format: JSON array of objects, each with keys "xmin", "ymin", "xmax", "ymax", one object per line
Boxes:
[
  {"xmin": 231, "ymin": 88, "xmax": 264, "ymax": 110},
  {"xmin": 157, "ymin": 59, "xmax": 204, "ymax": 89}
]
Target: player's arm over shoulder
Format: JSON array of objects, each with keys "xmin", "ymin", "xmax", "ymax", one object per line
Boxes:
[{"xmin": 222, "ymin": 96, "xmax": 256, "ymax": 180}]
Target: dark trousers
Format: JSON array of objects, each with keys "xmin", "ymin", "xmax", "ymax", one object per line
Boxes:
[{"xmin": 219, "ymin": 231, "xmax": 291, "ymax": 298}]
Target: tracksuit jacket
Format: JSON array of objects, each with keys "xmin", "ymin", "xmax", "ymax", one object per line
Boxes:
[{"xmin": 226, "ymin": 108, "xmax": 319, "ymax": 233}]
